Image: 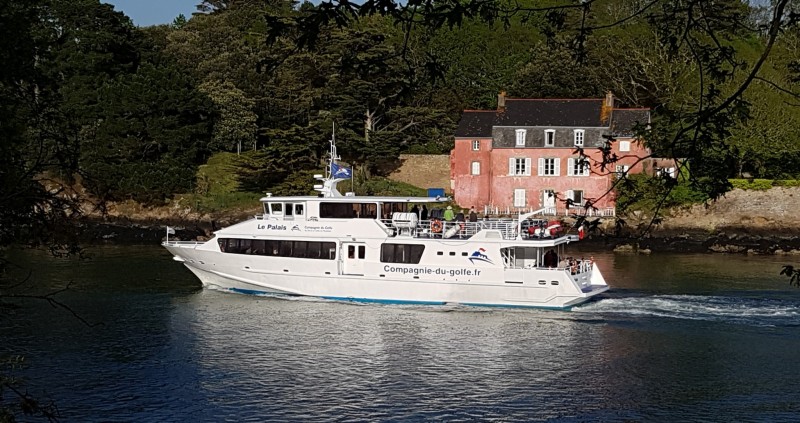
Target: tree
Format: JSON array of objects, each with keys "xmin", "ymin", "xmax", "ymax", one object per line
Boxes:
[
  {"xmin": 80, "ymin": 63, "xmax": 216, "ymax": 204},
  {"xmin": 198, "ymin": 80, "xmax": 258, "ymax": 153}
]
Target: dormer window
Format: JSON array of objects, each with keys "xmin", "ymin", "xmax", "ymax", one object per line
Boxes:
[
  {"xmin": 574, "ymin": 129, "xmax": 585, "ymax": 147},
  {"xmin": 544, "ymin": 129, "xmax": 555, "ymax": 147},
  {"xmin": 515, "ymin": 129, "xmax": 526, "ymax": 147}
]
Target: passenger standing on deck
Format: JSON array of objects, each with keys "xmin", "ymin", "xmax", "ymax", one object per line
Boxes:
[
  {"xmin": 421, "ymin": 205, "xmax": 428, "ymax": 221},
  {"xmin": 410, "ymin": 204, "xmax": 419, "ymax": 218},
  {"xmin": 455, "ymin": 210, "xmax": 465, "ymax": 222},
  {"xmin": 469, "ymin": 207, "xmax": 478, "ymax": 222},
  {"xmin": 443, "ymin": 205, "xmax": 455, "ymax": 221}
]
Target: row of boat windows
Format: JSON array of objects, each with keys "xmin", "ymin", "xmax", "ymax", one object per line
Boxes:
[
  {"xmin": 218, "ymin": 238, "xmax": 336, "ymax": 260},
  {"xmin": 217, "ymin": 238, "xmax": 426, "ymax": 264},
  {"xmin": 320, "ymin": 202, "xmax": 409, "ymax": 219}
]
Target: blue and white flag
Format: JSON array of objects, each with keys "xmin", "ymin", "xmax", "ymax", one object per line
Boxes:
[{"xmin": 331, "ymin": 163, "xmax": 352, "ymax": 179}]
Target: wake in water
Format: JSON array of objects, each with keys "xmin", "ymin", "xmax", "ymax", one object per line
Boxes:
[{"xmin": 575, "ymin": 294, "xmax": 800, "ymax": 327}]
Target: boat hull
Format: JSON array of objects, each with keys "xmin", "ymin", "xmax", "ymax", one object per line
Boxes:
[{"xmin": 167, "ymin": 244, "xmax": 607, "ymax": 310}]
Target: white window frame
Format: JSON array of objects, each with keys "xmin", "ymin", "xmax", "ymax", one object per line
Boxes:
[
  {"xmin": 619, "ymin": 140, "xmax": 631, "ymax": 152},
  {"xmin": 615, "ymin": 164, "xmax": 630, "ymax": 178},
  {"xmin": 537, "ymin": 157, "xmax": 560, "ymax": 176},
  {"xmin": 515, "ymin": 129, "xmax": 527, "ymax": 147},
  {"xmin": 471, "ymin": 161, "xmax": 481, "ymax": 175},
  {"xmin": 508, "ymin": 157, "xmax": 531, "ymax": 176},
  {"xmin": 514, "ymin": 189, "xmax": 526, "ymax": 208},
  {"xmin": 472, "ymin": 140, "xmax": 480, "ymax": 151},
  {"xmin": 574, "ymin": 129, "xmax": 585, "ymax": 147},
  {"xmin": 567, "ymin": 157, "xmax": 590, "ymax": 176},
  {"xmin": 544, "ymin": 129, "xmax": 555, "ymax": 147},
  {"xmin": 566, "ymin": 189, "xmax": 584, "ymax": 207}
]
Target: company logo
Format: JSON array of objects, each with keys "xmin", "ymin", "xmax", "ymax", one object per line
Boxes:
[
  {"xmin": 291, "ymin": 225, "xmax": 301, "ymax": 231},
  {"xmin": 468, "ymin": 248, "xmax": 493, "ymax": 265}
]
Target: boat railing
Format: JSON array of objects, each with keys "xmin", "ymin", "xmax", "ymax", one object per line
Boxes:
[
  {"xmin": 379, "ymin": 218, "xmax": 574, "ymax": 241},
  {"xmin": 162, "ymin": 240, "xmax": 204, "ymax": 247}
]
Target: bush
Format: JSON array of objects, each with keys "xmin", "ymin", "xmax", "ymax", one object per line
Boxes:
[
  {"xmin": 615, "ymin": 174, "xmax": 709, "ymax": 215},
  {"xmin": 729, "ymin": 179, "xmax": 774, "ymax": 190}
]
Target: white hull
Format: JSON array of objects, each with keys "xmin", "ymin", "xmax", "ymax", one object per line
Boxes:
[{"xmin": 165, "ymin": 240, "xmax": 608, "ymax": 309}]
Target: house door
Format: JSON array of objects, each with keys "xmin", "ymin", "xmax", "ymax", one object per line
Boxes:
[{"xmin": 342, "ymin": 242, "xmax": 366, "ymax": 275}]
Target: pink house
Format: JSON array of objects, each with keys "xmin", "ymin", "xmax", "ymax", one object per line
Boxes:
[{"xmin": 451, "ymin": 92, "xmax": 651, "ymax": 216}]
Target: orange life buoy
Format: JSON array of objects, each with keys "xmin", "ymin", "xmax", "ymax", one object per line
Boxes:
[{"xmin": 431, "ymin": 219, "xmax": 443, "ymax": 233}]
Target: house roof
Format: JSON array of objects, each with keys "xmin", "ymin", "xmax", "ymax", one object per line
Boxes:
[
  {"xmin": 611, "ymin": 108, "xmax": 650, "ymax": 137},
  {"xmin": 494, "ymin": 99, "xmax": 606, "ymax": 127},
  {"xmin": 454, "ymin": 97, "xmax": 651, "ymax": 138},
  {"xmin": 454, "ymin": 110, "xmax": 495, "ymax": 137}
]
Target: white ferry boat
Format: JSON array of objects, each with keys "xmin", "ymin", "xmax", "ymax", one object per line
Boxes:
[{"xmin": 163, "ymin": 144, "xmax": 608, "ymax": 309}]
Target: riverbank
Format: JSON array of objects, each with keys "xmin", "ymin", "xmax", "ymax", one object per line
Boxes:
[{"xmin": 79, "ymin": 187, "xmax": 800, "ymax": 255}]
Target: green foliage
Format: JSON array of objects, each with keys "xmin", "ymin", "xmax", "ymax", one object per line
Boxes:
[
  {"xmin": 195, "ymin": 152, "xmax": 242, "ymax": 195},
  {"xmin": 729, "ymin": 179, "xmax": 800, "ymax": 190},
  {"xmin": 729, "ymin": 178, "xmax": 775, "ymax": 190},
  {"xmin": 355, "ymin": 178, "xmax": 426, "ymax": 197},
  {"xmin": 80, "ymin": 62, "xmax": 216, "ymax": 204},
  {"xmin": 615, "ymin": 174, "xmax": 709, "ymax": 215}
]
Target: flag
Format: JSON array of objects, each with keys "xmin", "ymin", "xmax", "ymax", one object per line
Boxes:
[
  {"xmin": 331, "ymin": 162, "xmax": 352, "ymax": 179},
  {"xmin": 166, "ymin": 226, "xmax": 175, "ymax": 235}
]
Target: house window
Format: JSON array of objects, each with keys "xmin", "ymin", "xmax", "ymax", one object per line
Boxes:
[
  {"xmin": 515, "ymin": 129, "xmax": 527, "ymax": 146},
  {"xmin": 471, "ymin": 161, "xmax": 481, "ymax": 175},
  {"xmin": 508, "ymin": 157, "xmax": 531, "ymax": 176},
  {"xmin": 615, "ymin": 165, "xmax": 630, "ymax": 178},
  {"xmin": 619, "ymin": 140, "xmax": 631, "ymax": 152},
  {"xmin": 472, "ymin": 140, "xmax": 480, "ymax": 151},
  {"xmin": 514, "ymin": 189, "xmax": 526, "ymax": 208},
  {"xmin": 567, "ymin": 190, "xmax": 584, "ymax": 207},
  {"xmin": 567, "ymin": 157, "xmax": 590, "ymax": 176},
  {"xmin": 537, "ymin": 157, "xmax": 560, "ymax": 176},
  {"xmin": 574, "ymin": 129, "xmax": 585, "ymax": 147},
  {"xmin": 657, "ymin": 167, "xmax": 677, "ymax": 178},
  {"xmin": 544, "ymin": 129, "xmax": 555, "ymax": 147}
]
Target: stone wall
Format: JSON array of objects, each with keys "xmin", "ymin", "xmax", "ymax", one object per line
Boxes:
[{"xmin": 388, "ymin": 154, "xmax": 452, "ymax": 193}]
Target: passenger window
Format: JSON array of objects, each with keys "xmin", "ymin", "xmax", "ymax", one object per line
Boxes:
[
  {"xmin": 348, "ymin": 246, "xmax": 355, "ymax": 259},
  {"xmin": 358, "ymin": 246, "xmax": 365, "ymax": 259},
  {"xmin": 295, "ymin": 204, "xmax": 304, "ymax": 216},
  {"xmin": 285, "ymin": 203, "xmax": 293, "ymax": 216},
  {"xmin": 270, "ymin": 203, "xmax": 283, "ymax": 215}
]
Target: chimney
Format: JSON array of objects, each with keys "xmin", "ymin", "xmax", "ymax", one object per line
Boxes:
[
  {"xmin": 600, "ymin": 91, "xmax": 614, "ymax": 124},
  {"xmin": 498, "ymin": 91, "xmax": 506, "ymax": 111}
]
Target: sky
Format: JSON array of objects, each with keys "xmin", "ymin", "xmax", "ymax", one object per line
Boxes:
[{"xmin": 103, "ymin": 0, "xmax": 199, "ymax": 27}]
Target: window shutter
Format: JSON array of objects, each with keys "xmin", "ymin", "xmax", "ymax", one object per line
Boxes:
[
  {"xmin": 524, "ymin": 158, "xmax": 532, "ymax": 176},
  {"xmin": 554, "ymin": 158, "xmax": 561, "ymax": 176},
  {"xmin": 538, "ymin": 158, "xmax": 545, "ymax": 176},
  {"xmin": 567, "ymin": 158, "xmax": 574, "ymax": 176},
  {"xmin": 566, "ymin": 190, "xmax": 574, "ymax": 202},
  {"xmin": 509, "ymin": 158, "xmax": 515, "ymax": 175}
]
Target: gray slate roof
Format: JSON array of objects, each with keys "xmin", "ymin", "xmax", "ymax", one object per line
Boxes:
[
  {"xmin": 494, "ymin": 99, "xmax": 605, "ymax": 127},
  {"xmin": 610, "ymin": 108, "xmax": 650, "ymax": 137},
  {"xmin": 455, "ymin": 97, "xmax": 649, "ymax": 138}
]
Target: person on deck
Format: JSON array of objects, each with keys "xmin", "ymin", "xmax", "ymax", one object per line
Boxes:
[
  {"xmin": 443, "ymin": 206, "xmax": 455, "ymax": 221},
  {"xmin": 410, "ymin": 204, "xmax": 419, "ymax": 217},
  {"xmin": 469, "ymin": 207, "xmax": 478, "ymax": 222},
  {"xmin": 421, "ymin": 205, "xmax": 429, "ymax": 221}
]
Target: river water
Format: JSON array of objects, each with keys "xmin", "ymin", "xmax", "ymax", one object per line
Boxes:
[{"xmin": 2, "ymin": 246, "xmax": 799, "ymax": 422}]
